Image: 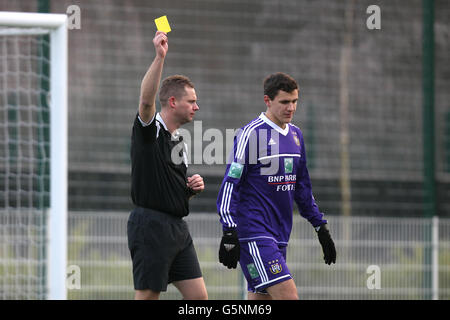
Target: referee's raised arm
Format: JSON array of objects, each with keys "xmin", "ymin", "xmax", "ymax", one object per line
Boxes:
[{"xmin": 138, "ymin": 31, "xmax": 168, "ymax": 123}]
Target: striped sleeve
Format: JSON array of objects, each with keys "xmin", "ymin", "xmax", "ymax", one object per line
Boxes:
[{"xmin": 216, "ymin": 118, "xmax": 264, "ymax": 230}]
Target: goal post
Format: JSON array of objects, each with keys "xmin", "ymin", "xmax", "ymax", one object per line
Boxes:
[{"xmin": 0, "ymin": 12, "xmax": 68, "ymax": 300}]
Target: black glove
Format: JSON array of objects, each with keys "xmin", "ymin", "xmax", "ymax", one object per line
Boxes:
[
  {"xmin": 316, "ymin": 224, "xmax": 336, "ymax": 265},
  {"xmin": 219, "ymin": 229, "xmax": 240, "ymax": 269}
]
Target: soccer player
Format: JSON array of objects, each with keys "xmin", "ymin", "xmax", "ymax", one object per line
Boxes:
[
  {"xmin": 216, "ymin": 72, "xmax": 336, "ymax": 300},
  {"xmin": 127, "ymin": 31, "xmax": 208, "ymax": 300}
]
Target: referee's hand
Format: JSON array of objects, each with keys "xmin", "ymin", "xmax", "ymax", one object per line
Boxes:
[
  {"xmin": 153, "ymin": 31, "xmax": 168, "ymax": 59},
  {"xmin": 187, "ymin": 174, "xmax": 204, "ymax": 194},
  {"xmin": 219, "ymin": 229, "xmax": 240, "ymax": 269}
]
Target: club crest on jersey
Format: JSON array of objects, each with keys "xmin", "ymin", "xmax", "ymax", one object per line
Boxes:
[
  {"xmin": 292, "ymin": 131, "xmax": 300, "ymax": 146},
  {"xmin": 268, "ymin": 260, "xmax": 282, "ymax": 275}
]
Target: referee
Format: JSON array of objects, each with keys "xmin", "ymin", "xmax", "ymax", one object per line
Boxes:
[{"xmin": 127, "ymin": 31, "xmax": 208, "ymax": 300}]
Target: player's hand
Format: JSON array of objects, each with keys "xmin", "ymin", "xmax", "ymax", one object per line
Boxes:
[
  {"xmin": 316, "ymin": 224, "xmax": 336, "ymax": 265},
  {"xmin": 219, "ymin": 229, "xmax": 240, "ymax": 269},
  {"xmin": 187, "ymin": 174, "xmax": 204, "ymax": 194},
  {"xmin": 153, "ymin": 31, "xmax": 168, "ymax": 58}
]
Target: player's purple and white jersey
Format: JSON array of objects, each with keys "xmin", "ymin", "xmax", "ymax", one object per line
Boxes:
[{"xmin": 217, "ymin": 112, "xmax": 327, "ymax": 244}]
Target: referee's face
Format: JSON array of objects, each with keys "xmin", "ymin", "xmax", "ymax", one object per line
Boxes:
[{"xmin": 174, "ymin": 86, "xmax": 199, "ymax": 124}]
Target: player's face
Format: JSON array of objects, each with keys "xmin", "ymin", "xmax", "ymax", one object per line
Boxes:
[
  {"xmin": 174, "ymin": 86, "xmax": 199, "ymax": 124},
  {"xmin": 264, "ymin": 89, "xmax": 298, "ymax": 128}
]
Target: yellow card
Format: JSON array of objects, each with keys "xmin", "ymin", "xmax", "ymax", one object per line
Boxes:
[{"xmin": 154, "ymin": 15, "xmax": 171, "ymax": 33}]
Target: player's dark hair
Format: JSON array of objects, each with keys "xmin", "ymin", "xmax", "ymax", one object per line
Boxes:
[
  {"xmin": 263, "ymin": 72, "xmax": 298, "ymax": 100},
  {"xmin": 159, "ymin": 75, "xmax": 194, "ymax": 107}
]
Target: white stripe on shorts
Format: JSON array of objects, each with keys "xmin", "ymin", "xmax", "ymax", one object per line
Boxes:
[
  {"xmin": 248, "ymin": 241, "xmax": 268, "ymax": 283},
  {"xmin": 254, "ymin": 274, "xmax": 292, "ymax": 289}
]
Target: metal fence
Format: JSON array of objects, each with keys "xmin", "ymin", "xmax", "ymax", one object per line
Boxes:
[{"xmin": 67, "ymin": 212, "xmax": 450, "ymax": 300}]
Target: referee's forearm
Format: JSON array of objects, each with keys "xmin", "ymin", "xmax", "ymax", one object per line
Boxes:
[{"xmin": 139, "ymin": 56, "xmax": 164, "ymax": 122}]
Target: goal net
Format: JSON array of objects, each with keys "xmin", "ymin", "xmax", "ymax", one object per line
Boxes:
[{"xmin": 0, "ymin": 12, "xmax": 67, "ymax": 300}]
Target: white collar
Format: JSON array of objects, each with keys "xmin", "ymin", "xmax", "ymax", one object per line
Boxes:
[
  {"xmin": 156, "ymin": 112, "xmax": 168, "ymax": 131},
  {"xmin": 156, "ymin": 112, "xmax": 181, "ymax": 139},
  {"xmin": 259, "ymin": 112, "xmax": 290, "ymax": 136}
]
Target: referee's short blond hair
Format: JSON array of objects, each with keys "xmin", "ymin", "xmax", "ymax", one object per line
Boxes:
[{"xmin": 159, "ymin": 75, "xmax": 194, "ymax": 107}]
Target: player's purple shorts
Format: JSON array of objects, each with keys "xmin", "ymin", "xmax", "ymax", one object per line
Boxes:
[{"xmin": 239, "ymin": 238, "xmax": 292, "ymax": 293}]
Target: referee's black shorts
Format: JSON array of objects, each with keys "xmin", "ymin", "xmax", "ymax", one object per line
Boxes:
[{"xmin": 127, "ymin": 207, "xmax": 202, "ymax": 292}]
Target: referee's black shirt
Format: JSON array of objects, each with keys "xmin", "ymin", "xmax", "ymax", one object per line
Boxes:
[{"xmin": 130, "ymin": 113, "xmax": 193, "ymax": 218}]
